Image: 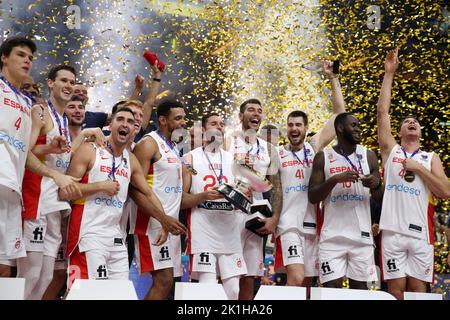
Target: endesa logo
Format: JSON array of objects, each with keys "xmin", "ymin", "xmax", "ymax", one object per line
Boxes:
[
  {"xmin": 56, "ymin": 159, "xmax": 70, "ymax": 169},
  {"xmin": 285, "ymin": 184, "xmax": 308, "ymax": 193},
  {"xmin": 330, "ymin": 193, "xmax": 364, "ymax": 203},
  {"xmin": 0, "ymin": 131, "xmax": 26, "ymax": 152},
  {"xmin": 94, "ymin": 197, "xmax": 124, "ymax": 208},
  {"xmin": 386, "ymin": 184, "xmax": 421, "ymax": 196},
  {"xmin": 164, "ymin": 186, "xmax": 182, "ymax": 194}
]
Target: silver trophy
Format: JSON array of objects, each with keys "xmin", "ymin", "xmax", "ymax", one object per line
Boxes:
[{"xmin": 217, "ymin": 162, "xmax": 272, "ymax": 214}]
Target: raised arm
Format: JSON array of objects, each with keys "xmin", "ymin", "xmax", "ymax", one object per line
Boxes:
[
  {"xmin": 310, "ymin": 60, "xmax": 346, "ymax": 152},
  {"xmin": 141, "ymin": 62, "xmax": 162, "ymax": 132},
  {"xmin": 377, "ymin": 48, "xmax": 399, "ymax": 163}
]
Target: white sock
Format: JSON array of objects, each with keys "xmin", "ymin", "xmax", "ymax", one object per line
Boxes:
[
  {"xmin": 28, "ymin": 255, "xmax": 55, "ymax": 300},
  {"xmin": 17, "ymin": 251, "xmax": 43, "ymax": 300}
]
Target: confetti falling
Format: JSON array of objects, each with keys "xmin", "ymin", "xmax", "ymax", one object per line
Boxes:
[{"xmin": 1, "ymin": 0, "xmax": 448, "ymax": 280}]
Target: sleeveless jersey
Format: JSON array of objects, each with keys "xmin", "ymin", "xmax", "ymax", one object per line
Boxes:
[
  {"xmin": 379, "ymin": 144, "xmax": 434, "ymax": 243},
  {"xmin": 22, "ymin": 105, "xmax": 71, "ymax": 219},
  {"xmin": 229, "ymin": 135, "xmax": 271, "ymax": 201},
  {"xmin": 130, "ymin": 131, "xmax": 182, "ymax": 235},
  {"xmin": 187, "ymin": 147, "xmax": 241, "ymax": 254},
  {"xmin": 0, "ymin": 77, "xmax": 32, "ymax": 197},
  {"xmin": 321, "ymin": 145, "xmax": 373, "ymax": 245},
  {"xmin": 276, "ymin": 143, "xmax": 318, "ymax": 237},
  {"xmin": 67, "ymin": 145, "xmax": 131, "ymax": 255}
]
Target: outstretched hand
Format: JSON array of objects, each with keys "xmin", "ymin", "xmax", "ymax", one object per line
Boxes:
[
  {"xmin": 322, "ymin": 59, "xmax": 336, "ymax": 79},
  {"xmin": 384, "ymin": 48, "xmax": 399, "ymax": 74}
]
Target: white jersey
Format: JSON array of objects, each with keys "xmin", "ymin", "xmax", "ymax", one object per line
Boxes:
[
  {"xmin": 229, "ymin": 135, "xmax": 271, "ymax": 201},
  {"xmin": 187, "ymin": 147, "xmax": 241, "ymax": 254},
  {"xmin": 0, "ymin": 77, "xmax": 33, "ymax": 196},
  {"xmin": 22, "ymin": 106, "xmax": 71, "ymax": 219},
  {"xmin": 67, "ymin": 145, "xmax": 131, "ymax": 255},
  {"xmin": 321, "ymin": 145, "xmax": 372, "ymax": 245},
  {"xmin": 276, "ymin": 143, "xmax": 318, "ymax": 237},
  {"xmin": 379, "ymin": 144, "xmax": 434, "ymax": 243},
  {"xmin": 130, "ymin": 131, "xmax": 182, "ymax": 235}
]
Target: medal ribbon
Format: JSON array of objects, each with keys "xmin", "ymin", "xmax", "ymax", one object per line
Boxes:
[
  {"xmin": 338, "ymin": 146, "xmax": 362, "ymax": 174},
  {"xmin": 203, "ymin": 147, "xmax": 223, "ymax": 185},
  {"xmin": 48, "ymin": 99, "xmax": 71, "ymax": 144}
]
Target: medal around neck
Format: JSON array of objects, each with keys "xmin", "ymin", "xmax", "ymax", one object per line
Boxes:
[
  {"xmin": 217, "ymin": 162, "xmax": 272, "ymax": 214},
  {"xmin": 404, "ymin": 171, "xmax": 415, "ymax": 183}
]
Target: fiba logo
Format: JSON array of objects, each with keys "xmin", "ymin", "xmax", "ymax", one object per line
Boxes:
[
  {"xmin": 386, "ymin": 259, "xmax": 399, "ymax": 272},
  {"xmin": 198, "ymin": 252, "xmax": 211, "ymax": 266},
  {"xmin": 159, "ymin": 246, "xmax": 170, "ymax": 261},
  {"xmin": 96, "ymin": 265, "xmax": 108, "ymax": 279},
  {"xmin": 237, "ymin": 258, "xmax": 242, "ymax": 268},
  {"xmin": 287, "ymin": 245, "xmax": 299, "ymax": 257},
  {"xmin": 321, "ymin": 262, "xmax": 333, "ymax": 275},
  {"xmin": 32, "ymin": 226, "xmax": 44, "ymax": 242}
]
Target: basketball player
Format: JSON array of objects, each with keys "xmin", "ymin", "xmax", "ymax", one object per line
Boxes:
[
  {"xmin": 308, "ymin": 112, "xmax": 383, "ymax": 289},
  {"xmin": 130, "ymin": 99, "xmax": 187, "ymax": 300},
  {"xmin": 225, "ymin": 99, "xmax": 282, "ymax": 300},
  {"xmin": 181, "ymin": 113, "xmax": 247, "ymax": 300},
  {"xmin": 376, "ymin": 48, "xmax": 450, "ymax": 299},
  {"xmin": 42, "ymin": 94, "xmax": 86, "ymax": 300},
  {"xmin": 0, "ymin": 36, "xmax": 36, "ymax": 277},
  {"xmin": 61, "ymin": 107, "xmax": 185, "ymax": 287},
  {"xmin": 274, "ymin": 60, "xmax": 346, "ymax": 288},
  {"xmin": 0, "ymin": 37, "xmax": 79, "ymax": 278},
  {"xmin": 18, "ymin": 65, "xmax": 102, "ymax": 300}
]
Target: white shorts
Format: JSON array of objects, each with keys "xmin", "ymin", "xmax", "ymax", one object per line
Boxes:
[
  {"xmin": 381, "ymin": 231, "xmax": 434, "ymax": 283},
  {"xmin": 23, "ymin": 211, "xmax": 62, "ymax": 258},
  {"xmin": 239, "ymin": 214, "xmax": 264, "ymax": 277},
  {"xmin": 68, "ymin": 246, "xmax": 128, "ymax": 289},
  {"xmin": 55, "ymin": 214, "xmax": 69, "ymax": 271},
  {"xmin": 319, "ymin": 238, "xmax": 377, "ymax": 284},
  {"xmin": 134, "ymin": 229, "xmax": 180, "ymax": 276},
  {"xmin": 191, "ymin": 252, "xmax": 247, "ymax": 280},
  {"xmin": 275, "ymin": 231, "xmax": 319, "ymax": 277},
  {"xmin": 0, "ymin": 185, "xmax": 26, "ymax": 262}
]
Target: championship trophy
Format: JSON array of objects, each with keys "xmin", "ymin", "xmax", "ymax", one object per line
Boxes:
[{"xmin": 217, "ymin": 162, "xmax": 273, "ymax": 237}]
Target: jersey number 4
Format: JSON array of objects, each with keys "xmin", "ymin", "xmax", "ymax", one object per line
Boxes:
[{"xmin": 14, "ymin": 117, "xmax": 22, "ymax": 130}]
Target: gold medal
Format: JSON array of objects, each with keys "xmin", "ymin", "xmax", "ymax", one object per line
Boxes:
[{"xmin": 404, "ymin": 171, "xmax": 415, "ymax": 183}]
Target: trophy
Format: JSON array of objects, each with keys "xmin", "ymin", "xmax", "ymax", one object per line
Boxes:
[
  {"xmin": 217, "ymin": 162, "xmax": 272, "ymax": 213},
  {"xmin": 217, "ymin": 162, "xmax": 273, "ymax": 236}
]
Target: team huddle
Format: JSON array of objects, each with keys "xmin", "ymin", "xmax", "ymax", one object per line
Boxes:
[{"xmin": 0, "ymin": 36, "xmax": 449, "ymax": 300}]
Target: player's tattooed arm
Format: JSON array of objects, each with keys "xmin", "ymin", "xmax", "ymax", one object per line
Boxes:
[{"xmin": 256, "ymin": 143, "xmax": 282, "ymax": 235}]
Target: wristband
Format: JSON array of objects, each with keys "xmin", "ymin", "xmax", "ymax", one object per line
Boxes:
[{"xmin": 152, "ymin": 78, "xmax": 161, "ymax": 82}]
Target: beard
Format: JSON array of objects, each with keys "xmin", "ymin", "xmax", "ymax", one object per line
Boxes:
[{"xmin": 343, "ymin": 130, "xmax": 359, "ymax": 144}]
